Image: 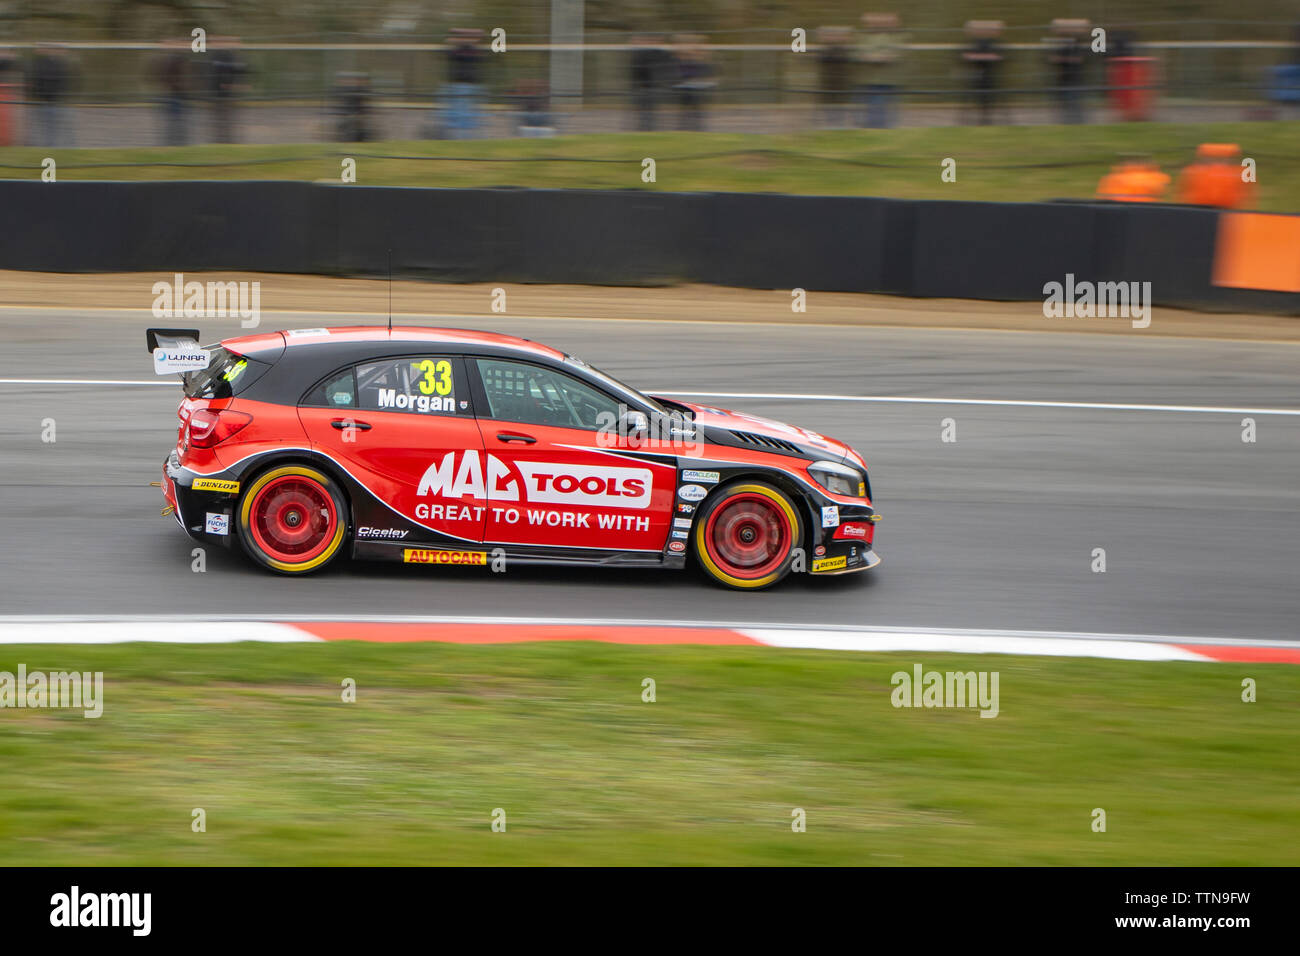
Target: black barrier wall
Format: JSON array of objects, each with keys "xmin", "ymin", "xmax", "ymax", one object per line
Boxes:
[{"xmin": 1, "ymin": 181, "xmax": 1294, "ymax": 313}]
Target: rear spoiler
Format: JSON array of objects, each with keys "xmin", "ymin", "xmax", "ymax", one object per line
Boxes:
[{"xmin": 146, "ymin": 328, "xmax": 209, "ymax": 375}]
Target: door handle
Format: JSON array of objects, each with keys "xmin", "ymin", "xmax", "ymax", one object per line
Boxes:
[
  {"xmin": 496, "ymin": 432, "xmax": 536, "ymax": 444},
  {"xmin": 332, "ymin": 419, "xmax": 372, "ymax": 431}
]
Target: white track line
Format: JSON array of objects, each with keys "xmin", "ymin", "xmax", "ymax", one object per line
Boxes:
[
  {"xmin": 0, "ymin": 615, "xmax": 1290, "ymax": 649},
  {"xmin": 0, "ymin": 621, "xmax": 318, "ymax": 644},
  {"xmin": 657, "ymin": 391, "xmax": 1300, "ymax": 416},
  {"xmin": 1, "ymin": 379, "xmax": 1296, "ymax": 416}
]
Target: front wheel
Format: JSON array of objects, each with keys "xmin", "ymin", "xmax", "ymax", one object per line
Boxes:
[
  {"xmin": 238, "ymin": 465, "xmax": 348, "ymax": 574},
  {"xmin": 694, "ymin": 481, "xmax": 803, "ymax": 590}
]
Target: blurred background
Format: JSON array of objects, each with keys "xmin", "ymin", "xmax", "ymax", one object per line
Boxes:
[{"xmin": 0, "ymin": 1, "xmax": 1298, "ymax": 147}]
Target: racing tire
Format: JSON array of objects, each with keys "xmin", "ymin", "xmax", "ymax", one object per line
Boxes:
[
  {"xmin": 238, "ymin": 464, "xmax": 349, "ymax": 575},
  {"xmin": 694, "ymin": 480, "xmax": 803, "ymax": 590}
]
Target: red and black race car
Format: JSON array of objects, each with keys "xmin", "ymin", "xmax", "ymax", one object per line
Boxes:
[{"xmin": 152, "ymin": 326, "xmax": 878, "ymax": 589}]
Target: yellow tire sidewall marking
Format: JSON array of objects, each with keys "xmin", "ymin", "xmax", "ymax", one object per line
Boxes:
[
  {"xmin": 239, "ymin": 465, "xmax": 347, "ymax": 573},
  {"xmin": 695, "ymin": 482, "xmax": 800, "ymax": 589}
]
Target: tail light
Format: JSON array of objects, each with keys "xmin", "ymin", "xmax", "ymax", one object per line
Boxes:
[{"xmin": 188, "ymin": 408, "xmax": 252, "ymax": 448}]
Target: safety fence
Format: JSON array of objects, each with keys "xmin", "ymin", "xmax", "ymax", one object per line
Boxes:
[{"xmin": 1, "ymin": 180, "xmax": 1295, "ymax": 312}]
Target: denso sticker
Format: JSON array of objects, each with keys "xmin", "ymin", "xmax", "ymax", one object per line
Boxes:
[
  {"xmin": 403, "ymin": 549, "xmax": 487, "ymax": 565},
  {"xmin": 204, "ymin": 512, "xmax": 229, "ymax": 535},
  {"xmin": 681, "ymin": 470, "xmax": 720, "ymax": 484},
  {"xmin": 821, "ymin": 505, "xmax": 840, "ymax": 528},
  {"xmin": 812, "ymin": 555, "xmax": 847, "ymax": 572},
  {"xmin": 416, "ymin": 451, "xmax": 652, "ymax": 510},
  {"xmin": 677, "ymin": 484, "xmax": 707, "ymax": 502},
  {"xmin": 192, "ymin": 478, "xmax": 240, "ymax": 494},
  {"xmin": 673, "ymin": 518, "xmax": 692, "ymax": 529}
]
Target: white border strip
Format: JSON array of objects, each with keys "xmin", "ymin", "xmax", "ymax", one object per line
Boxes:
[{"xmin": 2, "ymin": 378, "xmax": 1297, "ymax": 416}]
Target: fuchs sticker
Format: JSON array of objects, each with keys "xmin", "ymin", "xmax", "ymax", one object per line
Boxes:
[
  {"xmin": 834, "ymin": 522, "xmax": 870, "ymax": 540},
  {"xmin": 416, "ymin": 451, "xmax": 652, "ymax": 509},
  {"xmin": 668, "ymin": 541, "xmax": 686, "ymax": 552},
  {"xmin": 821, "ymin": 505, "xmax": 840, "ymax": 528},
  {"xmin": 682, "ymin": 470, "xmax": 719, "ymax": 484},
  {"xmin": 813, "ymin": 555, "xmax": 847, "ymax": 572},
  {"xmin": 204, "ymin": 512, "xmax": 229, "ymax": 535},
  {"xmin": 677, "ymin": 484, "xmax": 707, "ymax": 502},
  {"xmin": 671, "ymin": 530, "xmax": 688, "ymax": 539},
  {"xmin": 193, "ymin": 478, "xmax": 240, "ymax": 494},
  {"xmin": 403, "ymin": 549, "xmax": 487, "ymax": 565}
]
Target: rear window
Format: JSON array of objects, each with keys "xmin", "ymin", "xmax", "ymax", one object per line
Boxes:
[{"xmin": 183, "ymin": 346, "xmax": 270, "ymax": 399}]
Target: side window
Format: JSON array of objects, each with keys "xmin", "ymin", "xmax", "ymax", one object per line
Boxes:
[
  {"xmin": 302, "ymin": 367, "xmax": 357, "ymax": 409},
  {"xmin": 475, "ymin": 358, "xmax": 622, "ymax": 430},
  {"xmin": 356, "ymin": 357, "xmax": 467, "ymax": 416}
]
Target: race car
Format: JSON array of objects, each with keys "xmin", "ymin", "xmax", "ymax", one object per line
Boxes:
[{"xmin": 152, "ymin": 325, "xmax": 879, "ymax": 589}]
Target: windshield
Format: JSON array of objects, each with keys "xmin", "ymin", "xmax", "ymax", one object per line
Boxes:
[{"xmin": 563, "ymin": 354, "xmax": 668, "ymax": 415}]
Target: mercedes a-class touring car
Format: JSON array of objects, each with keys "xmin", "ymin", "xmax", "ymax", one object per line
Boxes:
[{"xmin": 152, "ymin": 326, "xmax": 878, "ymax": 589}]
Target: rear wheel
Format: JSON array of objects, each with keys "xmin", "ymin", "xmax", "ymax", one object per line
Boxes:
[
  {"xmin": 694, "ymin": 481, "xmax": 802, "ymax": 590},
  {"xmin": 238, "ymin": 465, "xmax": 348, "ymax": 574}
]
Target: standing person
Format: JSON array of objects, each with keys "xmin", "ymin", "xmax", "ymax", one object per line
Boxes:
[
  {"xmin": 817, "ymin": 27, "xmax": 854, "ymax": 129},
  {"xmin": 209, "ymin": 37, "xmax": 248, "ymax": 143},
  {"xmin": 672, "ymin": 35, "xmax": 715, "ymax": 132},
  {"xmin": 154, "ymin": 39, "xmax": 192, "ymax": 146},
  {"xmin": 333, "ymin": 72, "xmax": 372, "ymax": 142},
  {"xmin": 962, "ymin": 20, "xmax": 1003, "ymax": 126},
  {"xmin": 444, "ymin": 28, "xmax": 484, "ymax": 139},
  {"xmin": 629, "ymin": 34, "xmax": 666, "ymax": 131},
  {"xmin": 1047, "ymin": 19, "xmax": 1088, "ymax": 124},
  {"xmin": 856, "ymin": 12, "xmax": 905, "ymax": 129},
  {"xmin": 27, "ymin": 45, "xmax": 70, "ymax": 147}
]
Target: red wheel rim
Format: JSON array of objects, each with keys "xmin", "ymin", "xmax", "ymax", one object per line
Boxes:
[
  {"xmin": 249, "ymin": 475, "xmax": 338, "ymax": 564},
  {"xmin": 704, "ymin": 492, "xmax": 792, "ymax": 579}
]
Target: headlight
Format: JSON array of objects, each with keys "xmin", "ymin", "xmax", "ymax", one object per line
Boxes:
[{"xmin": 808, "ymin": 460, "xmax": 865, "ymax": 498}]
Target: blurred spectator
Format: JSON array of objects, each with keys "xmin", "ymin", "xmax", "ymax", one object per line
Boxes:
[
  {"xmin": 1177, "ymin": 143, "xmax": 1253, "ymax": 208},
  {"xmin": 444, "ymin": 28, "xmax": 484, "ymax": 139},
  {"xmin": 817, "ymin": 27, "xmax": 855, "ymax": 128},
  {"xmin": 962, "ymin": 21, "xmax": 1004, "ymax": 126},
  {"xmin": 153, "ymin": 39, "xmax": 192, "ymax": 146},
  {"xmin": 333, "ymin": 71, "xmax": 372, "ymax": 142},
  {"xmin": 513, "ymin": 78, "xmax": 554, "ymax": 137},
  {"xmin": 208, "ymin": 37, "xmax": 249, "ymax": 143},
  {"xmin": 1266, "ymin": 23, "xmax": 1300, "ymax": 112},
  {"xmin": 1096, "ymin": 155, "xmax": 1170, "ymax": 202},
  {"xmin": 856, "ymin": 13, "xmax": 905, "ymax": 129},
  {"xmin": 672, "ymin": 35, "xmax": 715, "ymax": 132},
  {"xmin": 1047, "ymin": 19, "xmax": 1089, "ymax": 125},
  {"xmin": 0, "ymin": 53, "xmax": 20, "ymax": 147},
  {"xmin": 629, "ymin": 34, "xmax": 670, "ymax": 132},
  {"xmin": 27, "ymin": 44, "xmax": 72, "ymax": 147},
  {"xmin": 1106, "ymin": 30, "xmax": 1156, "ymax": 121}
]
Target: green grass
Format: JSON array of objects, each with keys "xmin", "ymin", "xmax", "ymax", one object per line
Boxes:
[
  {"xmin": 0, "ymin": 642, "xmax": 1295, "ymax": 865},
  {"xmin": 2, "ymin": 123, "xmax": 1296, "ymax": 211}
]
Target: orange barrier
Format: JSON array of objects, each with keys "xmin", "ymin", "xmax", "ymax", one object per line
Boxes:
[{"xmin": 1212, "ymin": 212, "xmax": 1300, "ymax": 293}]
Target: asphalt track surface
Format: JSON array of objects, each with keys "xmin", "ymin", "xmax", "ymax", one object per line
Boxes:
[{"xmin": 1, "ymin": 308, "xmax": 1297, "ymax": 642}]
